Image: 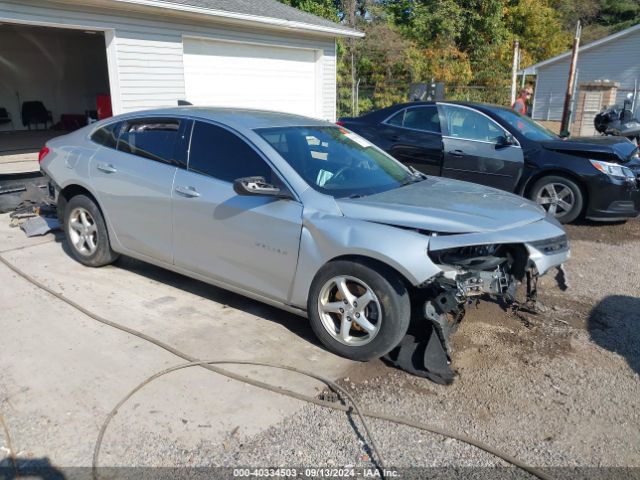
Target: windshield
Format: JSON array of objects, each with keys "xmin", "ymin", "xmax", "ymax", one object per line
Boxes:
[
  {"xmin": 255, "ymin": 126, "xmax": 415, "ymax": 198},
  {"xmin": 491, "ymin": 108, "xmax": 558, "ymax": 141}
]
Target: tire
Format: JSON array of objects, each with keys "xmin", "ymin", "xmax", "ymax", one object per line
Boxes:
[
  {"xmin": 64, "ymin": 194, "xmax": 119, "ymax": 267},
  {"xmin": 528, "ymin": 175, "xmax": 584, "ymax": 224},
  {"xmin": 307, "ymin": 259, "xmax": 411, "ymax": 361}
]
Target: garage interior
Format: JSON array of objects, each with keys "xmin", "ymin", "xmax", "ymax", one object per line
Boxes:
[{"xmin": 0, "ymin": 23, "xmax": 111, "ymax": 173}]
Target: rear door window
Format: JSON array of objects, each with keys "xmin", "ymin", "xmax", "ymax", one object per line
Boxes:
[
  {"xmin": 385, "ymin": 110, "xmax": 405, "ymax": 127},
  {"xmin": 188, "ymin": 121, "xmax": 274, "ymax": 183},
  {"xmin": 91, "ymin": 122, "xmax": 120, "ymax": 149},
  {"xmin": 402, "ymin": 106, "xmax": 441, "ymax": 133},
  {"xmin": 117, "ymin": 118, "xmax": 181, "ymax": 165}
]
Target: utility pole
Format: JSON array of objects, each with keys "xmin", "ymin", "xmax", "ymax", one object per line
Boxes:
[
  {"xmin": 560, "ymin": 21, "xmax": 582, "ymax": 136},
  {"xmin": 343, "ymin": 0, "xmax": 357, "ymax": 116},
  {"xmin": 511, "ymin": 40, "xmax": 519, "ymax": 106}
]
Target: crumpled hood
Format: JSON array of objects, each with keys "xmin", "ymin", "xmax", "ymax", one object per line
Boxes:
[
  {"xmin": 540, "ymin": 136, "xmax": 637, "ymax": 162},
  {"xmin": 336, "ymin": 177, "xmax": 546, "ymax": 233}
]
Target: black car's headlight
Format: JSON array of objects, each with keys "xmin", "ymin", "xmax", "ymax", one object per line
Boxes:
[{"xmin": 590, "ymin": 159, "xmax": 635, "ymax": 179}]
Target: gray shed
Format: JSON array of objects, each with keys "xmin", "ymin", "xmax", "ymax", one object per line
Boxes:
[{"xmin": 520, "ymin": 23, "xmax": 640, "ymax": 132}]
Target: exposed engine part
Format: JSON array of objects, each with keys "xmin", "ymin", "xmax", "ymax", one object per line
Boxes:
[{"xmin": 455, "ymin": 266, "xmax": 516, "ymax": 301}]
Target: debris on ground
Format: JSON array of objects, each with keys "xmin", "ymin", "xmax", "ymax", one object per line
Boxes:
[
  {"xmin": 0, "ymin": 172, "xmax": 47, "ymax": 214},
  {"xmin": 18, "ymin": 216, "xmax": 60, "ymax": 237}
]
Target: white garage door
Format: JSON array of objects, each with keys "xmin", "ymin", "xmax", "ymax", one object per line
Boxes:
[{"xmin": 183, "ymin": 38, "xmax": 319, "ymax": 117}]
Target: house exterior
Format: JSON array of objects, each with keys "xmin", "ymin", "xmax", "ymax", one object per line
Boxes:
[
  {"xmin": 0, "ymin": 0, "xmax": 362, "ymax": 131},
  {"xmin": 520, "ymin": 23, "xmax": 640, "ymax": 133}
]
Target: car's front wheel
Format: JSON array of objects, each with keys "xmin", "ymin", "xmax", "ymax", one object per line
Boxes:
[
  {"xmin": 308, "ymin": 260, "xmax": 411, "ymax": 361},
  {"xmin": 64, "ymin": 194, "xmax": 119, "ymax": 267},
  {"xmin": 528, "ymin": 175, "xmax": 584, "ymax": 224}
]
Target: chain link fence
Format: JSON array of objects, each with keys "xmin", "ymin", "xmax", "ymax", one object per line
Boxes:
[{"xmin": 337, "ymin": 81, "xmax": 512, "ymax": 118}]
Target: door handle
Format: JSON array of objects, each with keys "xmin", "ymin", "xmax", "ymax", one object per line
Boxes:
[
  {"xmin": 390, "ymin": 135, "xmax": 400, "ymax": 142},
  {"xmin": 175, "ymin": 185, "xmax": 200, "ymax": 198},
  {"xmin": 448, "ymin": 150, "xmax": 464, "ymax": 157},
  {"xmin": 96, "ymin": 162, "xmax": 117, "ymax": 173}
]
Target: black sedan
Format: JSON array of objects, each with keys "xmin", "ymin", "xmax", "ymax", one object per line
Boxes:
[{"xmin": 338, "ymin": 102, "xmax": 640, "ymax": 223}]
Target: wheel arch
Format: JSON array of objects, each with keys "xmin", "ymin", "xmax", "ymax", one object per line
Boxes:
[
  {"xmin": 57, "ymin": 183, "xmax": 118, "ymax": 249},
  {"xmin": 519, "ymin": 168, "xmax": 589, "ymax": 206},
  {"xmin": 57, "ymin": 184, "xmax": 102, "ymax": 223},
  {"xmin": 320, "ymin": 254, "xmax": 414, "ymax": 296}
]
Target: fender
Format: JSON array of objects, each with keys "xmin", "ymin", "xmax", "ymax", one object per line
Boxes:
[{"xmin": 288, "ymin": 212, "xmax": 441, "ymax": 308}]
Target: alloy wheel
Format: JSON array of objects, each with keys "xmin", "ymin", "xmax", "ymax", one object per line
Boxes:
[
  {"xmin": 317, "ymin": 275, "xmax": 382, "ymax": 346},
  {"xmin": 68, "ymin": 207, "xmax": 99, "ymax": 256},
  {"xmin": 535, "ymin": 183, "xmax": 575, "ymax": 217}
]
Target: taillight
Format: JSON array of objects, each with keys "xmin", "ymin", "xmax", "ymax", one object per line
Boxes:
[
  {"xmin": 335, "ymin": 120, "xmax": 345, "ymax": 126},
  {"xmin": 38, "ymin": 146, "xmax": 50, "ymax": 163}
]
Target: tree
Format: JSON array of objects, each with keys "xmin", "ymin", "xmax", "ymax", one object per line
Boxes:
[
  {"xmin": 278, "ymin": 0, "xmax": 340, "ymax": 21},
  {"xmin": 276, "ymin": 0, "xmax": 616, "ymax": 114},
  {"xmin": 505, "ymin": 0, "xmax": 571, "ymax": 68}
]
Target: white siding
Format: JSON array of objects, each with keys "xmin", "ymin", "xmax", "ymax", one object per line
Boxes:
[
  {"xmin": 532, "ymin": 29, "xmax": 640, "ymax": 121},
  {"xmin": 0, "ymin": 0, "xmax": 338, "ymax": 120}
]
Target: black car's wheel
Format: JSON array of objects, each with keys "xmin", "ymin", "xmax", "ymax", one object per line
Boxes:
[
  {"xmin": 64, "ymin": 194, "xmax": 119, "ymax": 267},
  {"xmin": 308, "ymin": 259, "xmax": 411, "ymax": 361},
  {"xmin": 528, "ymin": 175, "xmax": 584, "ymax": 224}
]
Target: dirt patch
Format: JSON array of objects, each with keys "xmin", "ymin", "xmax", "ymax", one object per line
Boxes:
[{"xmin": 564, "ymin": 217, "xmax": 640, "ymax": 245}]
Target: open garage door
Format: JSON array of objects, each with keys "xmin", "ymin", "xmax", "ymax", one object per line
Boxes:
[
  {"xmin": 183, "ymin": 38, "xmax": 319, "ymax": 117},
  {"xmin": 0, "ymin": 23, "xmax": 111, "ymax": 174}
]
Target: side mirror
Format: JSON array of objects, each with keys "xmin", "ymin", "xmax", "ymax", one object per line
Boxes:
[
  {"xmin": 233, "ymin": 176, "xmax": 286, "ymax": 197},
  {"xmin": 496, "ymin": 133, "xmax": 517, "ymax": 147}
]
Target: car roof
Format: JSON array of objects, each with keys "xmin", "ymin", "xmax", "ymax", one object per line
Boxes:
[
  {"xmin": 352, "ymin": 100, "xmax": 509, "ymax": 122},
  {"xmin": 110, "ymin": 106, "xmax": 333, "ymax": 130},
  {"xmin": 385, "ymin": 100, "xmax": 507, "ymax": 110}
]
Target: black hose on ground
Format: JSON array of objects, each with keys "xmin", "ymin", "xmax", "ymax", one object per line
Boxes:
[{"xmin": 0, "ymin": 253, "xmax": 554, "ymax": 480}]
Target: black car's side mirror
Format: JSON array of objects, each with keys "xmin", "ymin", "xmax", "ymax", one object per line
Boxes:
[
  {"xmin": 233, "ymin": 176, "xmax": 288, "ymax": 198},
  {"xmin": 496, "ymin": 133, "xmax": 517, "ymax": 147}
]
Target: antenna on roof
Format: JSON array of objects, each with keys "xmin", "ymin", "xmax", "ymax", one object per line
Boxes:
[{"xmin": 177, "ymin": 100, "xmax": 193, "ymax": 106}]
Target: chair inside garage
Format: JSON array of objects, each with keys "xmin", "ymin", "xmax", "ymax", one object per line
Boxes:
[
  {"xmin": 0, "ymin": 107, "xmax": 13, "ymax": 130},
  {"xmin": 21, "ymin": 101, "xmax": 53, "ymax": 130}
]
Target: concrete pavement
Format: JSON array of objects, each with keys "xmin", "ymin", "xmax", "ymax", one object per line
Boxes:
[{"xmin": 0, "ymin": 213, "xmax": 354, "ymax": 466}]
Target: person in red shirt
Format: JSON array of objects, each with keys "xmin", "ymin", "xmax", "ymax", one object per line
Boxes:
[{"xmin": 512, "ymin": 87, "xmax": 533, "ymax": 115}]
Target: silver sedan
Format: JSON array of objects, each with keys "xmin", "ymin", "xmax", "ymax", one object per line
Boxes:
[{"xmin": 40, "ymin": 107, "xmax": 569, "ymax": 363}]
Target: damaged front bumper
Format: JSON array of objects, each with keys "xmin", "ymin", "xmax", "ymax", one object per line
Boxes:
[{"xmin": 385, "ymin": 217, "xmax": 570, "ymax": 384}]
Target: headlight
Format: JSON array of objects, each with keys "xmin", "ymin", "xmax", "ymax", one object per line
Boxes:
[{"xmin": 590, "ymin": 159, "xmax": 635, "ymax": 179}]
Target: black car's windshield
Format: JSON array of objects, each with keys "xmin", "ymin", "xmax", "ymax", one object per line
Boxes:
[
  {"xmin": 491, "ymin": 108, "xmax": 558, "ymax": 141},
  {"xmin": 256, "ymin": 126, "xmax": 416, "ymax": 198}
]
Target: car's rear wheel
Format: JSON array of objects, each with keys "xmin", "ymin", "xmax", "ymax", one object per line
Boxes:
[
  {"xmin": 529, "ymin": 175, "xmax": 584, "ymax": 224},
  {"xmin": 308, "ymin": 260, "xmax": 411, "ymax": 361},
  {"xmin": 64, "ymin": 194, "xmax": 119, "ymax": 267}
]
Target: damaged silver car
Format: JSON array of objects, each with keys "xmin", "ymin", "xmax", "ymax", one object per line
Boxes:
[{"xmin": 39, "ymin": 108, "xmax": 569, "ymax": 380}]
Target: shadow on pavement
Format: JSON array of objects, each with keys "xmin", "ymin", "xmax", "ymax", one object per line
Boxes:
[
  {"xmin": 58, "ymin": 233, "xmax": 320, "ymax": 348},
  {"xmin": 588, "ymin": 295, "xmax": 640, "ymax": 375},
  {"xmin": 0, "ymin": 457, "xmax": 65, "ymax": 480}
]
